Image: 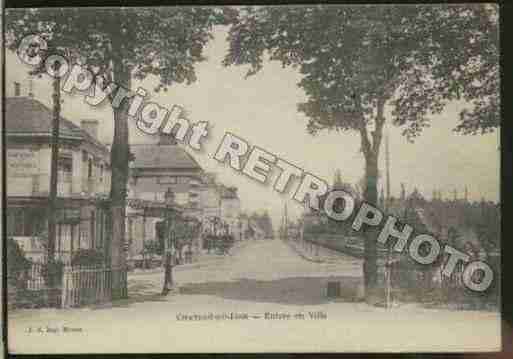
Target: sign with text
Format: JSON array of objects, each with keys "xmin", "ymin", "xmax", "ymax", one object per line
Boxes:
[{"xmin": 7, "ymin": 149, "xmax": 38, "ymax": 176}]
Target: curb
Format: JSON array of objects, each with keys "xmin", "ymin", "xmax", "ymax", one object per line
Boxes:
[{"xmin": 283, "ymin": 239, "xmax": 325, "ymax": 263}]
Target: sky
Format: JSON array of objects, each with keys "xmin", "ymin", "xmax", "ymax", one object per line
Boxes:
[{"xmin": 5, "ymin": 26, "xmax": 500, "ymax": 228}]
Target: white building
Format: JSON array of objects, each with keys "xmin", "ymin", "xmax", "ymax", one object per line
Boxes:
[{"xmin": 6, "ymin": 95, "xmax": 111, "ymax": 262}]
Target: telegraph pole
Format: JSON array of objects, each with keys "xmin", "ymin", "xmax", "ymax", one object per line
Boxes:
[
  {"xmin": 385, "ymin": 129, "xmax": 391, "ymax": 209},
  {"xmin": 47, "ymin": 60, "xmax": 61, "ymax": 280},
  {"xmin": 385, "ymin": 129, "xmax": 392, "ymax": 308},
  {"xmin": 284, "ymin": 203, "xmax": 288, "ymax": 240},
  {"xmin": 162, "ymin": 188, "xmax": 175, "ymax": 295}
]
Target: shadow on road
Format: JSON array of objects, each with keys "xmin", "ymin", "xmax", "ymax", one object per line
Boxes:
[
  {"xmin": 92, "ymin": 275, "xmax": 363, "ymax": 309},
  {"xmin": 178, "ymin": 275, "xmax": 363, "ymax": 306},
  {"xmin": 90, "ymin": 279, "xmax": 170, "ymax": 309}
]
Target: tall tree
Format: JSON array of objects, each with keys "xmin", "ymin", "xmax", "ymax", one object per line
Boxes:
[
  {"xmin": 6, "ymin": 7, "xmax": 233, "ymax": 298},
  {"xmin": 223, "ymin": 4, "xmax": 499, "ymax": 302}
]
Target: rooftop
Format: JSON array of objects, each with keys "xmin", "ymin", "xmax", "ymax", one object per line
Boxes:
[
  {"xmin": 5, "ymin": 97, "xmax": 108, "ymax": 153},
  {"xmin": 130, "ymin": 144, "xmax": 202, "ymax": 171}
]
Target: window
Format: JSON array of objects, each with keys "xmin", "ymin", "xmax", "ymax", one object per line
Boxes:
[
  {"xmin": 189, "ymin": 179, "xmax": 201, "ymax": 188},
  {"xmin": 177, "ymin": 176, "xmax": 190, "ymax": 184},
  {"xmin": 90, "ymin": 211, "xmax": 96, "ymax": 248},
  {"xmin": 157, "ymin": 176, "xmax": 177, "ymax": 184},
  {"xmin": 6, "ymin": 208, "xmax": 45, "ymax": 237},
  {"xmin": 155, "ymin": 191, "xmax": 165, "ymax": 201},
  {"xmin": 128, "ymin": 218, "xmax": 134, "ymax": 244},
  {"xmin": 79, "ymin": 229, "xmax": 88, "ymax": 249},
  {"xmin": 88, "ymin": 159, "xmax": 93, "ymax": 178},
  {"xmin": 6, "ymin": 211, "xmax": 15, "ymax": 236},
  {"xmin": 58, "ymin": 156, "xmax": 72, "ymax": 182},
  {"xmin": 58, "ymin": 156, "xmax": 72, "ymax": 172},
  {"xmin": 14, "ymin": 210, "xmax": 25, "ymax": 236},
  {"xmin": 175, "ymin": 192, "xmax": 189, "ymax": 205},
  {"xmin": 100, "ymin": 164, "xmax": 104, "ymax": 183}
]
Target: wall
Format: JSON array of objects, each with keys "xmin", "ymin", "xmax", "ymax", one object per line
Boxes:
[{"xmin": 6, "ymin": 141, "xmax": 110, "ymax": 197}]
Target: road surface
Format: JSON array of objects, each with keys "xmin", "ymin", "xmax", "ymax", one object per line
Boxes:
[{"xmin": 8, "ymin": 239, "xmax": 501, "ymax": 353}]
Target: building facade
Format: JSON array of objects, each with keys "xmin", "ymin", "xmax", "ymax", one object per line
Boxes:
[
  {"xmin": 6, "ymin": 96, "xmax": 111, "ymax": 263},
  {"xmin": 126, "ymin": 135, "xmax": 205, "ymax": 260},
  {"xmin": 126, "ymin": 137, "xmax": 245, "ymax": 260}
]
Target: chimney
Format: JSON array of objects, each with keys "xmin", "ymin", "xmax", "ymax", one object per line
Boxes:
[
  {"xmin": 81, "ymin": 119, "xmax": 99, "ymax": 139},
  {"xmin": 14, "ymin": 82, "xmax": 21, "ymax": 96}
]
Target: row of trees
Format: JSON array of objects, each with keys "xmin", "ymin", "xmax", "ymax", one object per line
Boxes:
[
  {"xmin": 223, "ymin": 5, "xmax": 498, "ymax": 302},
  {"xmin": 6, "ymin": 5, "xmax": 498, "ymax": 302}
]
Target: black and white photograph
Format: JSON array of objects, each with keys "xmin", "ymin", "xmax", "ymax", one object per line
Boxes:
[{"xmin": 2, "ymin": 3, "xmax": 502, "ymax": 353}]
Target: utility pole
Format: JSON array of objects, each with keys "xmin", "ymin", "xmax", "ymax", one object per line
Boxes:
[
  {"xmin": 28, "ymin": 76, "xmax": 34, "ymax": 97},
  {"xmin": 47, "ymin": 61, "xmax": 61, "ymax": 283},
  {"xmin": 284, "ymin": 203, "xmax": 288, "ymax": 240},
  {"xmin": 385, "ymin": 129, "xmax": 391, "ymax": 210},
  {"xmin": 385, "ymin": 129, "xmax": 392, "ymax": 309},
  {"xmin": 162, "ymin": 188, "xmax": 175, "ymax": 295}
]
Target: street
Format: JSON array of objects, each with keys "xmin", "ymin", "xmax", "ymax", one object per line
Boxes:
[{"xmin": 8, "ymin": 239, "xmax": 501, "ymax": 353}]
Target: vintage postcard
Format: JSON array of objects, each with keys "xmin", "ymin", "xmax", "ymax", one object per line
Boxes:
[{"xmin": 3, "ymin": 4, "xmax": 501, "ymax": 354}]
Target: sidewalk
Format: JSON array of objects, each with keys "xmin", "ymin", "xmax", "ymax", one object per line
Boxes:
[{"xmin": 284, "ymin": 238, "xmax": 325, "ymax": 263}]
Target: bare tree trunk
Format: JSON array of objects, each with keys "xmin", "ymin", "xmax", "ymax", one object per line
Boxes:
[
  {"xmin": 359, "ymin": 97, "xmax": 386, "ymax": 304},
  {"xmin": 47, "ymin": 70, "xmax": 60, "ymax": 288},
  {"xmin": 363, "ymin": 151, "xmax": 379, "ymax": 302},
  {"xmin": 108, "ymin": 62, "xmax": 130, "ymax": 300}
]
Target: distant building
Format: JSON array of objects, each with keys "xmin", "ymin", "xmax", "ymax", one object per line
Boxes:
[
  {"xmin": 128, "ymin": 134, "xmax": 203, "ymax": 206},
  {"xmin": 5, "ymin": 95, "xmax": 111, "ymax": 262},
  {"xmin": 200, "ymin": 173, "xmax": 222, "ymax": 220},
  {"xmin": 126, "ymin": 134, "xmax": 204, "ymax": 258},
  {"xmin": 197, "ymin": 174, "xmax": 242, "ymax": 237},
  {"xmin": 238, "ymin": 213, "xmax": 250, "ymax": 240},
  {"xmin": 126, "ymin": 134, "xmax": 245, "ymax": 258},
  {"xmin": 219, "ymin": 185, "xmax": 241, "ymax": 234}
]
